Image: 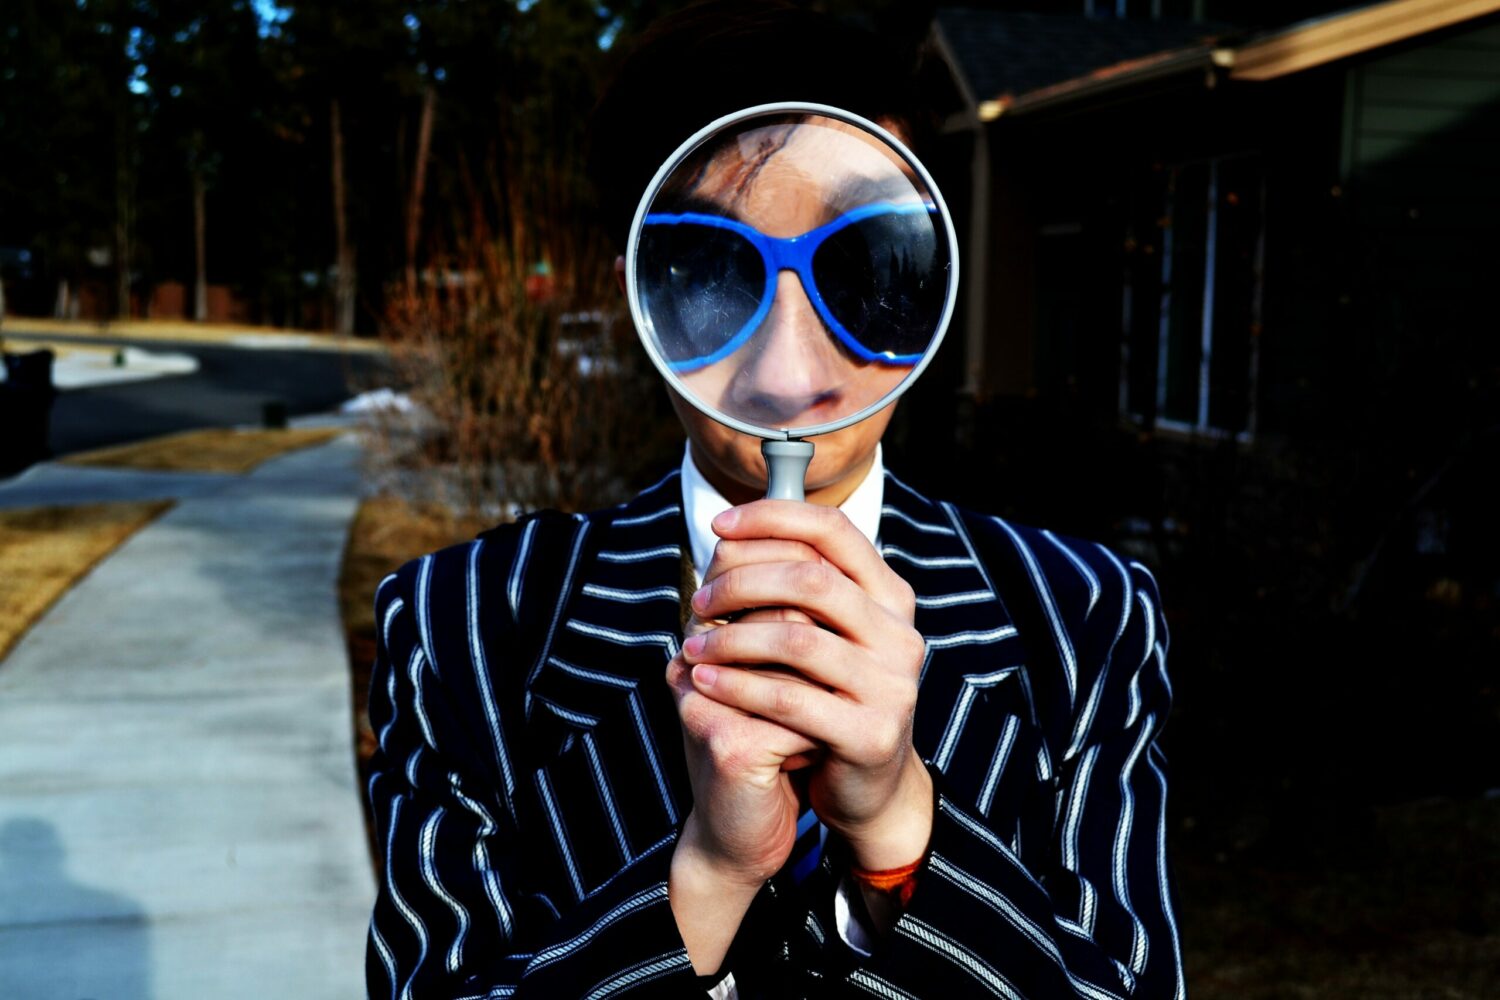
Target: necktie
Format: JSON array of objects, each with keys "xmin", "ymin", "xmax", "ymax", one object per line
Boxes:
[{"xmin": 790, "ymin": 807, "xmax": 826, "ymax": 883}]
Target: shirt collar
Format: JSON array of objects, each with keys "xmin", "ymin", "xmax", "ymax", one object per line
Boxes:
[{"xmin": 680, "ymin": 443, "xmax": 884, "ymax": 587}]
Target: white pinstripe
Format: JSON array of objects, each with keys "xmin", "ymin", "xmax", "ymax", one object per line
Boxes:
[
  {"xmin": 507, "ymin": 519, "xmax": 538, "ymax": 620},
  {"xmin": 582, "ymin": 732, "xmax": 633, "ymax": 863},
  {"xmin": 933, "ymin": 667, "xmax": 1019, "ymax": 772},
  {"xmin": 611, "ymin": 504, "xmax": 680, "ymax": 527},
  {"xmin": 993, "ymin": 517, "xmax": 1078, "ymax": 709},
  {"xmin": 937, "ymin": 797, "xmax": 1046, "ymax": 893},
  {"xmin": 880, "ymin": 504, "xmax": 957, "ymax": 535},
  {"xmin": 582, "ymin": 951, "xmax": 693, "ymax": 999},
  {"xmin": 386, "ymin": 796, "xmax": 431, "ymax": 1000},
  {"xmin": 525, "ymin": 521, "xmax": 589, "ymax": 718},
  {"xmin": 409, "ymin": 648, "xmax": 437, "ymax": 752},
  {"xmin": 849, "ymin": 969, "xmax": 920, "ymax": 1000},
  {"xmin": 1113, "ymin": 712, "xmax": 1157, "ymax": 976},
  {"xmin": 1150, "ymin": 746, "xmax": 1188, "ymax": 1000},
  {"xmin": 916, "ymin": 589, "xmax": 995, "ymax": 609},
  {"xmin": 566, "ymin": 619, "xmax": 680, "ymax": 657},
  {"xmin": 1042, "ymin": 529, "xmax": 1102, "ymax": 618},
  {"xmin": 926, "ymin": 625, "xmax": 1018, "ymax": 649},
  {"xmin": 534, "ymin": 768, "xmax": 584, "ymax": 901},
  {"xmin": 417, "ymin": 806, "xmax": 471, "ymax": 973},
  {"xmin": 627, "ymin": 692, "xmax": 679, "ymax": 825},
  {"xmin": 898, "ymin": 916, "xmax": 1022, "ymax": 999},
  {"xmin": 382, "ymin": 596, "xmax": 406, "ymax": 649},
  {"xmin": 370, "ymin": 916, "xmax": 398, "ymax": 1000},
  {"xmin": 597, "ymin": 544, "xmax": 680, "ymax": 563},
  {"xmin": 978, "ymin": 715, "xmax": 1022, "ymax": 816},
  {"xmin": 546, "ymin": 655, "xmax": 635, "ymax": 689},
  {"xmin": 581, "ymin": 583, "xmax": 680, "ymax": 604},
  {"xmin": 524, "ymin": 884, "xmax": 668, "ymax": 975},
  {"xmin": 416, "ymin": 556, "xmax": 438, "ymax": 678},
  {"xmin": 943, "ymin": 501, "xmax": 998, "ymax": 595},
  {"xmin": 1062, "ymin": 745, "xmax": 1101, "ymax": 934},
  {"xmin": 468, "ymin": 541, "xmax": 516, "ymax": 801},
  {"xmin": 882, "ymin": 545, "xmax": 974, "ymax": 569},
  {"xmin": 445, "ymin": 773, "xmax": 514, "ymax": 938}
]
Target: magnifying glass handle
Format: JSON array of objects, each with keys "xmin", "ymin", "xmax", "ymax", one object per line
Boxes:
[{"xmin": 762, "ymin": 439, "xmax": 815, "ymax": 502}]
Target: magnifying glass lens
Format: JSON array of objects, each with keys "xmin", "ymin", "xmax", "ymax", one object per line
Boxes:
[{"xmin": 629, "ymin": 111, "xmax": 955, "ymax": 436}]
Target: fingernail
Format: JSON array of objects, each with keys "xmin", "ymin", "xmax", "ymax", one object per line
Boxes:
[
  {"xmin": 691, "ymin": 584, "xmax": 711, "ymax": 614},
  {"xmin": 683, "ymin": 634, "xmax": 705, "ymax": 657},
  {"xmin": 692, "ymin": 664, "xmax": 719, "ymax": 688},
  {"xmin": 712, "ymin": 508, "xmax": 739, "ymax": 531}
]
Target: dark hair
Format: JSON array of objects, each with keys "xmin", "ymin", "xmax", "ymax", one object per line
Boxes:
[{"xmin": 587, "ymin": 0, "xmax": 933, "ymax": 250}]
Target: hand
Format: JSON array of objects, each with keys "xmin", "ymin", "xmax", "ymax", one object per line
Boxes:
[
  {"xmin": 681, "ymin": 501, "xmax": 934, "ymax": 871},
  {"xmin": 665, "ymin": 536, "xmax": 827, "ymax": 972}
]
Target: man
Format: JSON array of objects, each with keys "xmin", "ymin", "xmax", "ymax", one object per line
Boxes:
[{"xmin": 366, "ymin": 3, "xmax": 1184, "ymax": 998}]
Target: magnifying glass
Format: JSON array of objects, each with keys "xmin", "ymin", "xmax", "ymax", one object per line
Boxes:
[{"xmin": 625, "ymin": 103, "xmax": 960, "ymax": 502}]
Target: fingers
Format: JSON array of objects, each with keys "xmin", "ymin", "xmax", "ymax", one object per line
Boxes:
[
  {"xmin": 711, "ymin": 501, "xmax": 916, "ymax": 619},
  {"xmin": 704, "ymin": 537, "xmax": 826, "ymax": 585},
  {"xmin": 682, "ymin": 622, "xmax": 855, "ymax": 693},
  {"xmin": 691, "ymin": 559, "xmax": 884, "ymax": 640},
  {"xmin": 666, "ymin": 655, "xmax": 817, "ymax": 762},
  {"xmin": 689, "ymin": 661, "xmax": 909, "ymax": 763}
]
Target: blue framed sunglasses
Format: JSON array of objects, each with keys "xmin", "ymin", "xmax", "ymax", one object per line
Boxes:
[{"xmin": 638, "ymin": 201, "xmax": 948, "ymax": 373}]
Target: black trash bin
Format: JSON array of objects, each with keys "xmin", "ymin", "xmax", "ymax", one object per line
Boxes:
[{"xmin": 0, "ymin": 348, "xmax": 58, "ymax": 476}]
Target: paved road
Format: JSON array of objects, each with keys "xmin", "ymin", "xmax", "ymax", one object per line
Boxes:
[
  {"xmin": 2, "ymin": 329, "xmax": 390, "ymax": 457},
  {"xmin": 0, "ymin": 434, "xmax": 375, "ymax": 998}
]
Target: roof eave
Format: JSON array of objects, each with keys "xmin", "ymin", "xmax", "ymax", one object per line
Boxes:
[
  {"xmin": 983, "ymin": 43, "xmax": 1223, "ymax": 120},
  {"xmin": 1230, "ymin": 0, "xmax": 1500, "ymax": 81}
]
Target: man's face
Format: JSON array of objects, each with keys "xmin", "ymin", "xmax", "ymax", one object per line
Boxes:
[{"xmin": 634, "ymin": 116, "xmax": 942, "ymax": 502}]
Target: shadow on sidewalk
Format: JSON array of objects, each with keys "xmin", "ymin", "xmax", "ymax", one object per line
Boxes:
[{"xmin": 0, "ymin": 818, "xmax": 152, "ymax": 1000}]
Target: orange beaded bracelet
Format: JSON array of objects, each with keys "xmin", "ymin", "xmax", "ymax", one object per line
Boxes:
[{"xmin": 850, "ymin": 857, "xmax": 922, "ymax": 908}]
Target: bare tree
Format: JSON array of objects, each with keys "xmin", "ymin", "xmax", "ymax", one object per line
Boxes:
[
  {"xmin": 403, "ymin": 84, "xmax": 437, "ymax": 293},
  {"xmin": 331, "ymin": 98, "xmax": 356, "ymax": 334}
]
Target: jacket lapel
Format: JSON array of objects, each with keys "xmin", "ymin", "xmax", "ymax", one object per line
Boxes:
[{"xmin": 880, "ymin": 472, "xmax": 1040, "ymax": 791}]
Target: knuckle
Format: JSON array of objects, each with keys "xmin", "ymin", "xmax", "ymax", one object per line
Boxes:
[
  {"xmin": 780, "ymin": 624, "xmax": 818, "ymax": 661},
  {"xmin": 902, "ymin": 630, "xmax": 927, "ymax": 667},
  {"xmin": 707, "ymin": 734, "xmax": 746, "ymax": 774},
  {"xmin": 793, "ymin": 560, "xmax": 832, "ymax": 597},
  {"xmin": 712, "ymin": 539, "xmax": 739, "ymax": 567},
  {"xmin": 771, "ymin": 682, "xmax": 804, "ymax": 717},
  {"xmin": 895, "ymin": 578, "xmax": 918, "ymax": 615}
]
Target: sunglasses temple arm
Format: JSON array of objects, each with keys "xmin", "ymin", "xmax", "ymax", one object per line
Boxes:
[{"xmin": 762, "ymin": 439, "xmax": 815, "ymax": 502}]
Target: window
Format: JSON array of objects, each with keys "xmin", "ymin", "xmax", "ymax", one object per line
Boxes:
[{"xmin": 1120, "ymin": 154, "xmax": 1265, "ymax": 439}]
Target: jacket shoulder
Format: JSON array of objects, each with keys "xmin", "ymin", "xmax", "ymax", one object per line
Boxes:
[{"xmin": 953, "ymin": 508, "xmax": 1157, "ymax": 628}]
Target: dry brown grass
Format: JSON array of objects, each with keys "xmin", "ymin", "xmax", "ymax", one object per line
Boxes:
[
  {"xmin": 339, "ymin": 496, "xmax": 493, "ymax": 793},
  {"xmin": 60, "ymin": 427, "xmax": 344, "ymax": 475},
  {"xmin": 0, "ymin": 500, "xmax": 174, "ymax": 662}
]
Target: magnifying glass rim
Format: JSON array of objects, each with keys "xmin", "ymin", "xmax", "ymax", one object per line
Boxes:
[{"xmin": 624, "ymin": 101, "xmax": 960, "ymax": 442}]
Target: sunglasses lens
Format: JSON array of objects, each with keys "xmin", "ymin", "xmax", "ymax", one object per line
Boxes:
[
  {"xmin": 638, "ymin": 223, "xmax": 766, "ymax": 368},
  {"xmin": 812, "ymin": 209, "xmax": 948, "ymax": 360}
]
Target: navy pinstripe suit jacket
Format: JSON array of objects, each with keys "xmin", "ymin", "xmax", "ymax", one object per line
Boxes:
[{"xmin": 366, "ymin": 467, "xmax": 1185, "ymax": 999}]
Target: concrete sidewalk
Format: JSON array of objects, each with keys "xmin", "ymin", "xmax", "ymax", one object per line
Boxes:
[{"xmin": 0, "ymin": 434, "xmax": 376, "ymax": 998}]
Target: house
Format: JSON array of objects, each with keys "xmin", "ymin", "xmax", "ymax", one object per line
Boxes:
[
  {"xmin": 906, "ymin": 0, "xmax": 1500, "ymax": 825},
  {"xmin": 932, "ymin": 0, "xmax": 1498, "ymax": 442}
]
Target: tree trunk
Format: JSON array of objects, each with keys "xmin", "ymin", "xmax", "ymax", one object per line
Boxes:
[
  {"xmin": 404, "ymin": 84, "xmax": 437, "ymax": 292},
  {"xmin": 115, "ymin": 105, "xmax": 133, "ymax": 320},
  {"xmin": 192, "ymin": 167, "xmax": 208, "ymax": 322},
  {"xmin": 331, "ymin": 98, "xmax": 356, "ymax": 335}
]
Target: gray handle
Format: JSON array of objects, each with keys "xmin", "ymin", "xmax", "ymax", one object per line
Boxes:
[{"xmin": 762, "ymin": 439, "xmax": 814, "ymax": 501}]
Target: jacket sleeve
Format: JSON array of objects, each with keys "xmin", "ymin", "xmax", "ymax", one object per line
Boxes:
[
  {"xmin": 364, "ymin": 552, "xmax": 708, "ymax": 1000},
  {"xmin": 840, "ymin": 556, "xmax": 1185, "ymax": 1000}
]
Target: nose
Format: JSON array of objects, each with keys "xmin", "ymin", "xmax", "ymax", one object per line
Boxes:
[{"xmin": 726, "ymin": 270, "xmax": 846, "ymax": 426}]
